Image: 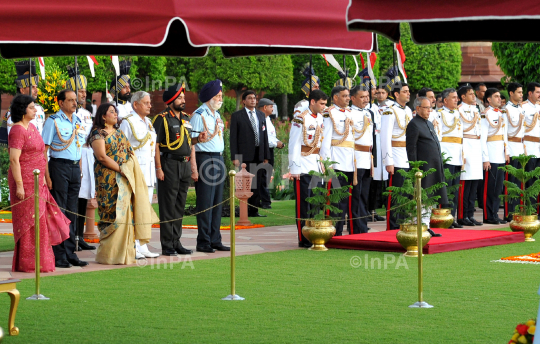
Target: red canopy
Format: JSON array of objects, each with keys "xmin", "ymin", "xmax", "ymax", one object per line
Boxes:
[
  {"xmin": 347, "ymin": 0, "xmax": 540, "ymax": 43},
  {"xmin": 0, "ymin": 0, "xmax": 374, "ymax": 58}
]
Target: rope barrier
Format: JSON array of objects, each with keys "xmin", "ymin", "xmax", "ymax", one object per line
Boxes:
[
  {"xmin": 234, "ymin": 197, "xmax": 417, "ymax": 222},
  {"xmin": 38, "ymin": 196, "xmax": 232, "ymax": 226},
  {"xmin": 2, "ymin": 195, "xmax": 418, "ymax": 226},
  {"xmin": 0, "ymin": 195, "xmax": 33, "ymax": 213}
]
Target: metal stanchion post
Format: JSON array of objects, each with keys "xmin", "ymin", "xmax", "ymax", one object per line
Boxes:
[
  {"xmin": 409, "ymin": 172, "xmax": 432, "ymax": 308},
  {"xmin": 27, "ymin": 169, "xmax": 49, "ymax": 301},
  {"xmin": 222, "ymin": 170, "xmax": 244, "ymax": 301}
]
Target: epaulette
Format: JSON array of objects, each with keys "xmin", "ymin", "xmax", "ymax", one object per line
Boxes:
[
  {"xmin": 297, "ymin": 109, "xmax": 309, "ymax": 119},
  {"xmin": 124, "ymin": 114, "xmax": 133, "ymax": 119},
  {"xmin": 502, "ymin": 109, "xmax": 507, "ymax": 114},
  {"xmin": 194, "ymin": 108, "xmax": 204, "ymax": 115},
  {"xmin": 292, "ymin": 118, "xmax": 303, "ymax": 124},
  {"xmin": 437, "ymin": 108, "xmax": 443, "ymax": 112},
  {"xmin": 382, "ymin": 110, "xmax": 393, "ymax": 116},
  {"xmin": 48, "ymin": 114, "xmax": 59, "ymax": 120},
  {"xmin": 322, "ymin": 107, "xmax": 331, "ymax": 118},
  {"xmin": 182, "ymin": 111, "xmax": 191, "ymax": 117}
]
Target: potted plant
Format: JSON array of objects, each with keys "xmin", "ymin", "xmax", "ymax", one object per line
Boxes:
[
  {"xmin": 303, "ymin": 157, "xmax": 352, "ymax": 251},
  {"xmin": 499, "ymin": 154, "xmax": 540, "ymax": 242},
  {"xmin": 430, "ymin": 153, "xmax": 463, "ymax": 229},
  {"xmin": 384, "ymin": 161, "xmax": 447, "ymax": 256}
]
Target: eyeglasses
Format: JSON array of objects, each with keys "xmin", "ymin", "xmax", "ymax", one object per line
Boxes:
[{"xmin": 418, "ymin": 106, "xmax": 431, "ymax": 109}]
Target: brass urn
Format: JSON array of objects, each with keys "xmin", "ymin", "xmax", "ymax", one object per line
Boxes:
[
  {"xmin": 396, "ymin": 223, "xmax": 431, "ymax": 257},
  {"xmin": 302, "ymin": 219, "xmax": 336, "ymax": 251},
  {"xmin": 430, "ymin": 208, "xmax": 454, "ymax": 229},
  {"xmin": 510, "ymin": 214, "xmax": 540, "ymax": 242}
]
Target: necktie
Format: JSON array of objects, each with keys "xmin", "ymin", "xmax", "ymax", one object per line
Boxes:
[{"xmin": 249, "ymin": 111, "xmax": 259, "ymax": 146}]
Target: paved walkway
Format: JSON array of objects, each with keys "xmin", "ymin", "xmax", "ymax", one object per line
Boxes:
[{"xmin": 0, "ymin": 207, "xmax": 506, "ymax": 280}]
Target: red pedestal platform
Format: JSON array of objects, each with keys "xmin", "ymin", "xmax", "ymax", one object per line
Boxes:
[{"xmin": 326, "ymin": 229, "xmax": 525, "ymax": 254}]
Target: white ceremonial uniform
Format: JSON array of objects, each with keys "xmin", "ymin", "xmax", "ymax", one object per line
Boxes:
[
  {"xmin": 288, "ymin": 108, "xmax": 323, "ymax": 175},
  {"xmin": 372, "ymin": 104, "xmax": 388, "ymax": 181},
  {"xmin": 428, "ymin": 109, "xmax": 442, "ymax": 141},
  {"xmin": 459, "ymin": 103, "xmax": 483, "ymax": 180},
  {"xmin": 320, "ymin": 105, "xmax": 355, "ymax": 172},
  {"xmin": 351, "ymin": 105, "xmax": 373, "ymax": 169},
  {"xmin": 75, "ymin": 107, "xmax": 95, "ymax": 199},
  {"xmin": 119, "ymin": 112, "xmax": 157, "ymax": 197},
  {"xmin": 7, "ymin": 103, "xmax": 45, "ymax": 136},
  {"xmin": 439, "ymin": 106, "xmax": 463, "ymax": 166},
  {"xmin": 521, "ymin": 100, "xmax": 540, "ymax": 157},
  {"xmin": 266, "ymin": 116, "xmax": 278, "ymax": 149},
  {"xmin": 504, "ymin": 102, "xmax": 525, "ymax": 157},
  {"xmin": 481, "ymin": 106, "xmax": 508, "ymax": 164},
  {"xmin": 380, "ymin": 103, "xmax": 411, "ymax": 169},
  {"xmin": 116, "ymin": 101, "xmax": 133, "ymax": 119},
  {"xmin": 294, "ymin": 99, "xmax": 308, "ymax": 113}
]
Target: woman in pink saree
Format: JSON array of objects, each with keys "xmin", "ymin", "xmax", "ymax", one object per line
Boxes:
[{"xmin": 8, "ymin": 95, "xmax": 70, "ymax": 272}]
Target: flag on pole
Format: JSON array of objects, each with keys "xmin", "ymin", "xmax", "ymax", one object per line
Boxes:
[
  {"xmin": 87, "ymin": 56, "xmax": 98, "ymax": 77},
  {"xmin": 38, "ymin": 57, "xmax": 45, "ymax": 80},
  {"xmin": 352, "ymin": 55, "xmax": 359, "ymax": 79},
  {"xmin": 321, "ymin": 54, "xmax": 344, "ymax": 74},
  {"xmin": 367, "ymin": 52, "xmax": 377, "ymax": 84},
  {"xmin": 360, "ymin": 54, "xmax": 365, "ymax": 69},
  {"xmin": 394, "ymin": 42, "xmax": 407, "ymax": 83},
  {"xmin": 111, "ymin": 56, "xmax": 120, "ymax": 76}
]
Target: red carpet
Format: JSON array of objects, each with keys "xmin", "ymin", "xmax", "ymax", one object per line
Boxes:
[{"xmin": 326, "ymin": 229, "xmax": 525, "ymax": 254}]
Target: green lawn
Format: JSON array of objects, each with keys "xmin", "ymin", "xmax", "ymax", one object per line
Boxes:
[
  {"xmin": 0, "ymin": 236, "xmax": 13, "ymax": 252},
  {"xmin": 0, "ymin": 238, "xmax": 539, "ymax": 343}
]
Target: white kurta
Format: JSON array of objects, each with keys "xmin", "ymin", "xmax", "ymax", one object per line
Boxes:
[
  {"xmin": 320, "ymin": 105, "xmax": 355, "ymax": 172},
  {"xmin": 459, "ymin": 103, "xmax": 483, "ymax": 180},
  {"xmin": 481, "ymin": 107, "xmax": 508, "ymax": 164},
  {"xmin": 116, "ymin": 101, "xmax": 133, "ymax": 119},
  {"xmin": 119, "ymin": 112, "xmax": 156, "ymax": 188},
  {"xmin": 380, "ymin": 103, "xmax": 411, "ymax": 169},
  {"xmin": 75, "ymin": 108, "xmax": 95, "ymax": 199},
  {"xmin": 439, "ymin": 107, "xmax": 463, "ymax": 166},
  {"xmin": 350, "ymin": 105, "xmax": 373, "ymax": 170},
  {"xmin": 266, "ymin": 116, "xmax": 278, "ymax": 149},
  {"xmin": 288, "ymin": 108, "xmax": 323, "ymax": 175},
  {"xmin": 504, "ymin": 102, "xmax": 525, "ymax": 157},
  {"xmin": 522, "ymin": 100, "xmax": 540, "ymax": 157},
  {"xmin": 372, "ymin": 105, "xmax": 388, "ymax": 181}
]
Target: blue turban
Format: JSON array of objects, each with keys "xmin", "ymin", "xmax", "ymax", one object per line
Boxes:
[{"xmin": 199, "ymin": 79, "xmax": 223, "ymax": 103}]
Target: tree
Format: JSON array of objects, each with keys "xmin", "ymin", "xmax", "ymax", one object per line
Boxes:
[
  {"xmin": 377, "ymin": 23, "xmax": 462, "ymax": 92},
  {"xmin": 0, "ymin": 56, "xmax": 17, "ymax": 112},
  {"xmin": 189, "ymin": 47, "xmax": 293, "ymax": 109},
  {"xmin": 165, "ymin": 57, "xmax": 191, "ymax": 90},
  {"xmin": 492, "ymin": 43, "xmax": 540, "ymax": 87}
]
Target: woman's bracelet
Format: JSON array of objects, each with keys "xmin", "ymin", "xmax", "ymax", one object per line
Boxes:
[
  {"xmin": 156, "ymin": 167, "xmax": 162, "ymax": 171},
  {"xmin": 15, "ymin": 180, "xmax": 22, "ymax": 183}
]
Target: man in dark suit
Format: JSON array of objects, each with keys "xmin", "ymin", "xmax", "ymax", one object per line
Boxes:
[
  {"xmin": 405, "ymin": 97, "xmax": 448, "ymax": 237},
  {"xmin": 230, "ymin": 90, "xmax": 271, "ymax": 217}
]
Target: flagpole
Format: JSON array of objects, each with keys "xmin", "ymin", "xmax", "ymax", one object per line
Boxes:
[
  {"xmin": 309, "ymin": 55, "xmax": 312, "ymax": 96},
  {"xmin": 74, "ymin": 56, "xmax": 79, "ymax": 252}
]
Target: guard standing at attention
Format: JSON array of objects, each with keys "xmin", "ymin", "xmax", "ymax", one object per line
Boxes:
[
  {"xmin": 288, "ymin": 90, "xmax": 328, "ymax": 247},
  {"xmin": 153, "ymin": 84, "xmax": 201, "ymax": 256},
  {"xmin": 190, "ymin": 80, "xmax": 230, "ymax": 253}
]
